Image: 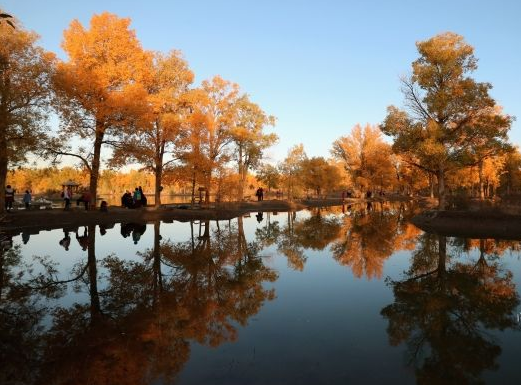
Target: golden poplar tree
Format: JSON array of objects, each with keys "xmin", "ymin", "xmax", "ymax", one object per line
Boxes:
[
  {"xmin": 52, "ymin": 12, "xmax": 151, "ymax": 208},
  {"xmin": 0, "ymin": 19, "xmax": 55, "ymax": 213},
  {"xmin": 331, "ymin": 123, "xmax": 394, "ymax": 193},
  {"xmin": 381, "ymin": 32, "xmax": 512, "ymax": 209},
  {"xmin": 111, "ymin": 50, "xmax": 194, "ymax": 206},
  {"xmin": 229, "ymin": 95, "xmax": 276, "ymax": 200},
  {"xmin": 180, "ymin": 76, "xmax": 240, "ymax": 203}
]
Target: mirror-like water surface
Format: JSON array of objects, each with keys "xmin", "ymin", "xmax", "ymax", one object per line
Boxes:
[{"xmin": 2, "ymin": 203, "xmax": 520, "ymax": 384}]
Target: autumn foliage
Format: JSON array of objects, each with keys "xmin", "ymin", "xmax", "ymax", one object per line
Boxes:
[{"xmin": 0, "ymin": 12, "xmax": 519, "ymax": 211}]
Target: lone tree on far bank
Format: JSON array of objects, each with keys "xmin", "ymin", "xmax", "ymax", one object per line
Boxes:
[{"xmin": 380, "ymin": 32, "xmax": 512, "ymax": 210}]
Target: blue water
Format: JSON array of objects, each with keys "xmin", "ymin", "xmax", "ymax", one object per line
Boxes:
[{"xmin": 2, "ymin": 203, "xmax": 520, "ymax": 384}]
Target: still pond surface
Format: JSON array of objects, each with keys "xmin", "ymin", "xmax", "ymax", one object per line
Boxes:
[{"xmin": 2, "ymin": 203, "xmax": 521, "ymax": 384}]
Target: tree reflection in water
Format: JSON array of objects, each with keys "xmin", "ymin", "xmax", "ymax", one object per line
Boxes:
[
  {"xmin": 381, "ymin": 234, "xmax": 520, "ymax": 384},
  {"xmin": 267, "ymin": 209, "xmax": 343, "ymax": 271},
  {"xmin": 331, "ymin": 202, "xmax": 421, "ymax": 279},
  {"xmin": 3, "ymin": 206, "xmax": 521, "ymax": 384},
  {"xmin": 0, "ymin": 218, "xmax": 277, "ymax": 385},
  {"xmin": 256, "ymin": 203, "xmax": 420, "ymax": 277},
  {"xmin": 0, "ymin": 243, "xmax": 64, "ymax": 385}
]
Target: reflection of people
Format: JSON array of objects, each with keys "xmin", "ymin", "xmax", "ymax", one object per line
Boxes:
[
  {"xmin": 22, "ymin": 231, "xmax": 30, "ymax": 244},
  {"xmin": 121, "ymin": 223, "xmax": 133, "ymax": 238},
  {"xmin": 132, "ymin": 224, "xmax": 147, "ymax": 244},
  {"xmin": 76, "ymin": 227, "xmax": 89, "ymax": 251},
  {"xmin": 255, "ymin": 212, "xmax": 264, "ymax": 223},
  {"xmin": 121, "ymin": 223, "xmax": 146, "ymax": 243},
  {"xmin": 59, "ymin": 230, "xmax": 71, "ymax": 251},
  {"xmin": 99, "ymin": 225, "xmax": 107, "ymax": 236}
]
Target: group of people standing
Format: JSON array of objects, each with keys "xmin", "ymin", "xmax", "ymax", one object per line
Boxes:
[
  {"xmin": 4, "ymin": 185, "xmax": 32, "ymax": 211},
  {"xmin": 255, "ymin": 187, "xmax": 264, "ymax": 201},
  {"xmin": 62, "ymin": 188, "xmax": 92, "ymax": 211},
  {"xmin": 121, "ymin": 186, "xmax": 147, "ymax": 208}
]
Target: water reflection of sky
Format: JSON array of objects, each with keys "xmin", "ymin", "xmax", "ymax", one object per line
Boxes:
[{"xmin": 4, "ymin": 204, "xmax": 521, "ymax": 384}]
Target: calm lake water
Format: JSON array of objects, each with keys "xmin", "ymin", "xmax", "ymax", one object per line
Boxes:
[{"xmin": 2, "ymin": 202, "xmax": 521, "ymax": 384}]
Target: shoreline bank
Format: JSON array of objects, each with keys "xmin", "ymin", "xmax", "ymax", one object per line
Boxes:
[
  {"xmin": 0, "ymin": 198, "xmax": 351, "ymax": 236},
  {"xmin": 411, "ymin": 210, "xmax": 521, "ymax": 240}
]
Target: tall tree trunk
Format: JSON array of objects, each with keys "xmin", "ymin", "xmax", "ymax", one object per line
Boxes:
[
  {"xmin": 238, "ymin": 146, "xmax": 245, "ymax": 201},
  {"xmin": 89, "ymin": 123, "xmax": 104, "ymax": 210},
  {"xmin": 478, "ymin": 160, "xmax": 484, "ymax": 200},
  {"xmin": 204, "ymin": 172, "xmax": 211, "ymax": 205},
  {"xmin": 437, "ymin": 167, "xmax": 446, "ymax": 210},
  {"xmin": 154, "ymin": 139, "xmax": 164, "ymax": 207},
  {"xmin": 154, "ymin": 162, "xmax": 163, "ymax": 207},
  {"xmin": 205, "ymin": 186, "xmax": 210, "ymax": 204},
  {"xmin": 288, "ymin": 173, "xmax": 293, "ymax": 200},
  {"xmin": 191, "ymin": 171, "xmax": 196, "ymax": 205}
]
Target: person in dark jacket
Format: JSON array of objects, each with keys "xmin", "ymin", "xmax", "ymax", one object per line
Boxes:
[{"xmin": 139, "ymin": 186, "xmax": 147, "ymax": 206}]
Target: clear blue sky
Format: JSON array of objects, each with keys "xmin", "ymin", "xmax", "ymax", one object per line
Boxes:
[{"xmin": 4, "ymin": 0, "xmax": 521, "ymax": 162}]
